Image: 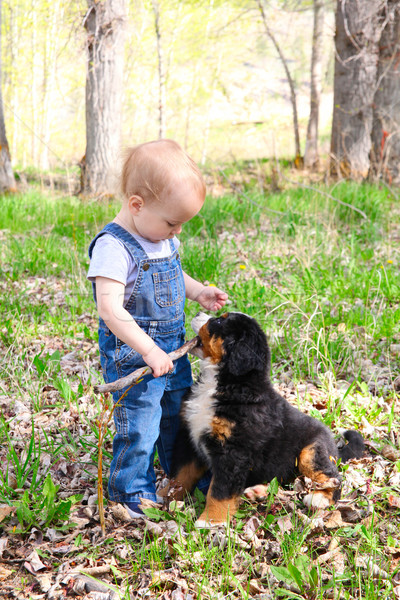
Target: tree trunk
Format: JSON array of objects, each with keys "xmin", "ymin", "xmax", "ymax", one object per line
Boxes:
[
  {"xmin": 370, "ymin": 1, "xmax": 400, "ymax": 184},
  {"xmin": 304, "ymin": 0, "xmax": 324, "ymax": 170},
  {"xmin": 82, "ymin": 0, "xmax": 125, "ymax": 196},
  {"xmin": 0, "ymin": 0, "xmax": 16, "ymax": 192},
  {"xmin": 257, "ymin": 0, "xmax": 301, "ymax": 163},
  {"xmin": 151, "ymin": 0, "xmax": 166, "ymax": 139},
  {"xmin": 31, "ymin": 1, "xmax": 39, "ymax": 166},
  {"xmin": 40, "ymin": 2, "xmax": 60, "ymax": 171},
  {"xmin": 330, "ymin": 0, "xmax": 386, "ymax": 180}
]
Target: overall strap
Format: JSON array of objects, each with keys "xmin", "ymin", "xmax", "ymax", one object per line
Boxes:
[
  {"xmin": 88, "ymin": 222, "xmax": 149, "ymax": 264},
  {"xmin": 168, "ymin": 238, "xmax": 176, "ymax": 255}
]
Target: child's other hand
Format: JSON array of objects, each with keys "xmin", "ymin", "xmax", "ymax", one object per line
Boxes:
[
  {"xmin": 142, "ymin": 345, "xmax": 174, "ymax": 377},
  {"xmin": 195, "ymin": 286, "xmax": 228, "ymax": 312}
]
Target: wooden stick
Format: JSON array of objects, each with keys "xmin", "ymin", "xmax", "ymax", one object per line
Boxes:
[{"xmin": 93, "ymin": 336, "xmax": 200, "ymax": 394}]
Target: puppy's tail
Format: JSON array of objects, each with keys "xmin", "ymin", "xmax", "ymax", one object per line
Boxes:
[{"xmin": 338, "ymin": 430, "xmax": 365, "ymax": 463}]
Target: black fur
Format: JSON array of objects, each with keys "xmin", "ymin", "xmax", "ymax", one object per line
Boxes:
[{"xmin": 170, "ymin": 313, "xmax": 364, "ymax": 520}]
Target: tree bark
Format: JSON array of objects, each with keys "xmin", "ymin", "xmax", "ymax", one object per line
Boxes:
[
  {"xmin": 41, "ymin": 2, "xmax": 60, "ymax": 171},
  {"xmin": 330, "ymin": 0, "xmax": 386, "ymax": 180},
  {"xmin": 82, "ymin": 0, "xmax": 125, "ymax": 196},
  {"xmin": 31, "ymin": 1, "xmax": 39, "ymax": 166},
  {"xmin": 370, "ymin": 1, "xmax": 400, "ymax": 184},
  {"xmin": 0, "ymin": 0, "xmax": 16, "ymax": 192},
  {"xmin": 304, "ymin": 0, "xmax": 325, "ymax": 170},
  {"xmin": 257, "ymin": 0, "xmax": 301, "ymax": 163},
  {"xmin": 151, "ymin": 0, "xmax": 166, "ymax": 139}
]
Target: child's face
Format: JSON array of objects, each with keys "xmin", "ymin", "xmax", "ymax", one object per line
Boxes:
[{"xmin": 130, "ymin": 181, "xmax": 204, "ymax": 243}]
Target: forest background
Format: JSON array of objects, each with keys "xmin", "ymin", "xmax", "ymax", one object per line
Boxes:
[{"xmin": 2, "ymin": 0, "xmax": 337, "ymax": 175}]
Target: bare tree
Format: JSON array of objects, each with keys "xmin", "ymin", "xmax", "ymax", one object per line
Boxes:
[
  {"xmin": 82, "ymin": 0, "xmax": 125, "ymax": 196},
  {"xmin": 330, "ymin": 0, "xmax": 386, "ymax": 180},
  {"xmin": 370, "ymin": 1, "xmax": 400, "ymax": 184},
  {"xmin": 257, "ymin": 0, "xmax": 301, "ymax": 163},
  {"xmin": 0, "ymin": 0, "xmax": 16, "ymax": 192},
  {"xmin": 151, "ymin": 0, "xmax": 166, "ymax": 139},
  {"xmin": 304, "ymin": 0, "xmax": 325, "ymax": 170}
]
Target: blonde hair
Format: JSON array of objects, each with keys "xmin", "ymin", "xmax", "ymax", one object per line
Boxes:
[{"xmin": 121, "ymin": 139, "xmax": 205, "ymax": 203}]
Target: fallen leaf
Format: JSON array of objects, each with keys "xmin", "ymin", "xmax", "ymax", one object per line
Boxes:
[
  {"xmin": 248, "ymin": 578, "xmax": 266, "ymax": 594},
  {"xmin": 0, "ymin": 505, "xmax": 15, "ymax": 522},
  {"xmin": 324, "ymin": 510, "xmax": 346, "ymax": 529},
  {"xmin": 276, "ymin": 515, "xmax": 293, "ymax": 534},
  {"xmin": 381, "ymin": 445, "xmax": 400, "ymax": 461},
  {"xmin": 36, "ymin": 573, "xmax": 53, "ymax": 593},
  {"xmin": 0, "ymin": 537, "xmax": 8, "ymax": 558},
  {"xmin": 24, "ymin": 550, "xmax": 47, "ymax": 574},
  {"xmin": 110, "ymin": 502, "xmax": 136, "ymax": 523},
  {"xmin": 355, "ymin": 556, "xmax": 389, "ymax": 579},
  {"xmin": 388, "ymin": 495, "xmax": 400, "ymax": 509},
  {"xmin": 0, "ymin": 565, "xmax": 13, "ymax": 581}
]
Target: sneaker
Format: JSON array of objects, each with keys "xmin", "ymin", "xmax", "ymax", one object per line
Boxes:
[{"xmin": 123, "ymin": 501, "xmax": 145, "ymax": 519}]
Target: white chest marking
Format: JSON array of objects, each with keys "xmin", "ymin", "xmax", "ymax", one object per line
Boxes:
[{"xmin": 183, "ymin": 359, "xmax": 218, "ymax": 456}]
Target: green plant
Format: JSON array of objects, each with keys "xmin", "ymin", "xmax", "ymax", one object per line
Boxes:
[
  {"xmin": 0, "ymin": 421, "xmax": 43, "ymax": 499},
  {"xmin": 14, "ymin": 473, "xmax": 82, "ymax": 532},
  {"xmin": 271, "ymin": 555, "xmax": 319, "ymax": 597}
]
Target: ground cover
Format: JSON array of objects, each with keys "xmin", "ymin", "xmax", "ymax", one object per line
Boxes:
[{"xmin": 0, "ymin": 180, "xmax": 399, "ymax": 599}]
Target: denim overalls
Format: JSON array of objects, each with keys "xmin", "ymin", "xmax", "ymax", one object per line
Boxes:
[{"xmin": 89, "ymin": 223, "xmax": 193, "ymax": 504}]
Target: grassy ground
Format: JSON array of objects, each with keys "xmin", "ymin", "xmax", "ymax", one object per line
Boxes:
[{"xmin": 0, "ymin": 180, "xmax": 399, "ymax": 599}]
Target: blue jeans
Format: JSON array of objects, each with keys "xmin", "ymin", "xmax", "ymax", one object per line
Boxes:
[{"xmin": 108, "ymin": 373, "xmax": 186, "ymax": 503}]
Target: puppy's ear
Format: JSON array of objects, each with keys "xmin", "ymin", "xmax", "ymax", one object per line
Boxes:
[{"xmin": 225, "ymin": 327, "xmax": 269, "ymax": 376}]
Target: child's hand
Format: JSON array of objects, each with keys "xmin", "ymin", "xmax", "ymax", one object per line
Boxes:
[
  {"xmin": 142, "ymin": 345, "xmax": 174, "ymax": 378},
  {"xmin": 195, "ymin": 286, "xmax": 228, "ymax": 312}
]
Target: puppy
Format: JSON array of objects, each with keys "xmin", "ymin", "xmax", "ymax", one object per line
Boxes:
[{"xmin": 167, "ymin": 312, "xmax": 364, "ymax": 526}]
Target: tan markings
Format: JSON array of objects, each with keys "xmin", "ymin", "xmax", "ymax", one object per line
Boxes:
[
  {"xmin": 161, "ymin": 462, "xmax": 207, "ymax": 501},
  {"xmin": 197, "ymin": 481, "xmax": 239, "ymax": 524},
  {"xmin": 198, "ymin": 327, "xmax": 225, "ymax": 363},
  {"xmin": 298, "ymin": 445, "xmax": 324, "ymax": 482},
  {"xmin": 211, "ymin": 417, "xmax": 234, "ymax": 442},
  {"xmin": 298, "ymin": 444, "xmax": 339, "ymax": 506},
  {"xmin": 222, "ymin": 313, "xmax": 229, "ymax": 318}
]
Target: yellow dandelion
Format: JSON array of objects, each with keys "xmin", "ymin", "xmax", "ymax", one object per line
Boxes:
[
  {"xmin": 387, "ymin": 259, "xmax": 393, "ymax": 264},
  {"xmin": 239, "ymin": 264, "xmax": 246, "ymax": 270},
  {"xmin": 209, "ymin": 283, "xmax": 216, "ymax": 287},
  {"xmin": 380, "ymin": 265, "xmax": 384, "ymax": 269}
]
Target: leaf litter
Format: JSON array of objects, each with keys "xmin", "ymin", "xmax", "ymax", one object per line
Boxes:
[{"xmin": 0, "ymin": 280, "xmax": 399, "ymax": 599}]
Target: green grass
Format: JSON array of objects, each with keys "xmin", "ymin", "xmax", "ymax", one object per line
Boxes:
[{"xmin": 0, "ymin": 181, "xmax": 399, "ymax": 597}]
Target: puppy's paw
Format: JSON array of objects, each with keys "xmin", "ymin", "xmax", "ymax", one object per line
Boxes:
[
  {"xmin": 303, "ymin": 491, "xmax": 331, "ymax": 510},
  {"xmin": 244, "ymin": 484, "xmax": 269, "ymax": 502},
  {"xmin": 195, "ymin": 518, "xmax": 226, "ymax": 529}
]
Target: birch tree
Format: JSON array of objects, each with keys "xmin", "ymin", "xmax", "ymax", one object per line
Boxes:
[
  {"xmin": 151, "ymin": 0, "xmax": 166, "ymax": 139},
  {"xmin": 82, "ymin": 0, "xmax": 125, "ymax": 196}
]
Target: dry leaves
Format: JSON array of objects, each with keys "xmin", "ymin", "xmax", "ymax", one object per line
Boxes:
[{"xmin": 0, "ymin": 307, "xmax": 399, "ymax": 599}]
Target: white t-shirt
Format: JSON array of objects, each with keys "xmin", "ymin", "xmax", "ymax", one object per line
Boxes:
[{"xmin": 87, "ymin": 233, "xmax": 180, "ymax": 306}]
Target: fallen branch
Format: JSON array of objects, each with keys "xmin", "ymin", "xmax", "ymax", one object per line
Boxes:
[{"xmin": 93, "ymin": 336, "xmax": 200, "ymax": 394}]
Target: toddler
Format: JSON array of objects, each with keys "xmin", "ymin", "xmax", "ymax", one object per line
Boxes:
[{"xmin": 88, "ymin": 139, "xmax": 227, "ymax": 517}]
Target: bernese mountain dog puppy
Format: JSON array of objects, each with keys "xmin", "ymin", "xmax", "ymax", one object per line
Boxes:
[{"xmin": 166, "ymin": 312, "xmax": 364, "ymax": 527}]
